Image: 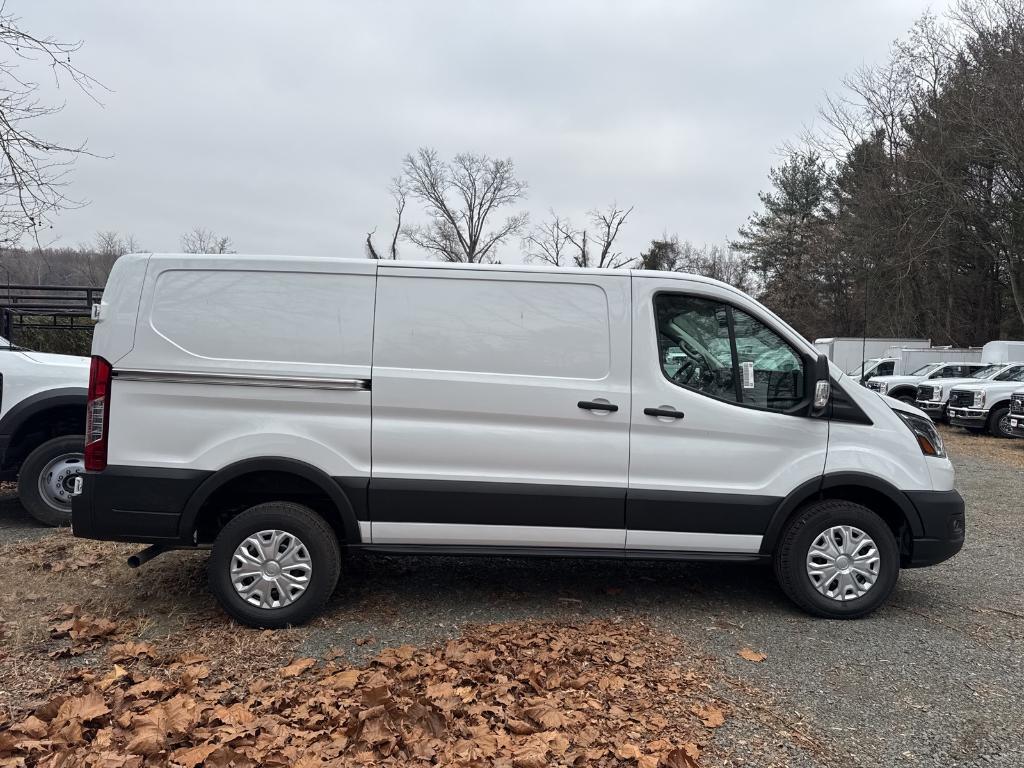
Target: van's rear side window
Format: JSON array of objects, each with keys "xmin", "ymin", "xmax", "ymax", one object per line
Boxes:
[
  {"xmin": 374, "ymin": 275, "xmax": 610, "ymax": 379},
  {"xmin": 150, "ymin": 269, "xmax": 375, "ymax": 367}
]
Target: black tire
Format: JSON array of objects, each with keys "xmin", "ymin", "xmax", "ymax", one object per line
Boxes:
[
  {"xmin": 18, "ymin": 434, "xmax": 85, "ymax": 527},
  {"xmin": 988, "ymin": 406, "xmax": 1012, "ymax": 439},
  {"xmin": 774, "ymin": 499, "xmax": 899, "ymax": 619},
  {"xmin": 208, "ymin": 502, "xmax": 341, "ymax": 628},
  {"xmin": 896, "ymin": 394, "xmax": 915, "ymax": 405}
]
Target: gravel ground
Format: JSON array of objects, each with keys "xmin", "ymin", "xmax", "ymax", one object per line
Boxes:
[
  {"xmin": 1, "ymin": 428, "xmax": 1021, "ymax": 766},
  {"xmin": 0, "ymin": 483, "xmax": 50, "ymax": 544}
]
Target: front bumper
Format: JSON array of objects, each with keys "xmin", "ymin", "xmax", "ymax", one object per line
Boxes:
[
  {"xmin": 947, "ymin": 407, "xmax": 987, "ymax": 428},
  {"xmin": 1008, "ymin": 413, "xmax": 1024, "ymax": 438},
  {"xmin": 915, "ymin": 400, "xmax": 946, "ymax": 418},
  {"xmin": 904, "ymin": 489, "xmax": 965, "ymax": 567}
]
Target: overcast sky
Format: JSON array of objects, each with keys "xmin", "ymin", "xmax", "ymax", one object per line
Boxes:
[{"xmin": 21, "ymin": 0, "xmax": 944, "ymax": 263}]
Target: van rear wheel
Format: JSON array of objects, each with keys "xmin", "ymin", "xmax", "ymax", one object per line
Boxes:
[
  {"xmin": 774, "ymin": 500, "xmax": 899, "ymax": 619},
  {"xmin": 208, "ymin": 502, "xmax": 341, "ymax": 628}
]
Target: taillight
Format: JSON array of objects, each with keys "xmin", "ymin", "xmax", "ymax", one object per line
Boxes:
[{"xmin": 84, "ymin": 356, "xmax": 112, "ymax": 471}]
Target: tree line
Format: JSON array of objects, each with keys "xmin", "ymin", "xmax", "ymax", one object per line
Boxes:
[{"xmin": 733, "ymin": 0, "xmax": 1024, "ymax": 344}]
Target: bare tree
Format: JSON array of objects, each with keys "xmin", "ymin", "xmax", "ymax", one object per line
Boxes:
[
  {"xmin": 587, "ymin": 204, "xmax": 634, "ymax": 268},
  {"xmin": 400, "ymin": 147, "xmax": 528, "ymax": 263},
  {"xmin": 524, "ymin": 204, "xmax": 634, "ymax": 268},
  {"xmin": 181, "ymin": 227, "xmax": 233, "ymax": 254},
  {"xmin": 522, "ymin": 210, "xmax": 575, "ymax": 266},
  {"xmin": 366, "ymin": 176, "xmax": 408, "ymax": 259},
  {"xmin": 0, "ymin": 6, "xmax": 103, "ymax": 247}
]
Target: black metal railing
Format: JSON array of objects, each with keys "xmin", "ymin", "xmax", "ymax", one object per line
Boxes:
[{"xmin": 0, "ymin": 284, "xmax": 104, "ymax": 340}]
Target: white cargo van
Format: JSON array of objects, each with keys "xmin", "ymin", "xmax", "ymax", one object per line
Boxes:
[{"xmin": 72, "ymin": 255, "xmax": 965, "ymax": 627}]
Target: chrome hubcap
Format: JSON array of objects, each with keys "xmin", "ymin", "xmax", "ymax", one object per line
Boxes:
[
  {"xmin": 38, "ymin": 453, "xmax": 85, "ymax": 511},
  {"xmin": 231, "ymin": 529, "xmax": 313, "ymax": 609},
  {"xmin": 806, "ymin": 525, "xmax": 880, "ymax": 602}
]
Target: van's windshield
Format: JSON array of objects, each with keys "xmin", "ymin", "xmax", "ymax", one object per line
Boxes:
[{"xmin": 910, "ymin": 363, "xmax": 940, "ymax": 376}]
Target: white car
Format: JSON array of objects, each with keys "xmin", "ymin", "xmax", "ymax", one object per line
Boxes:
[
  {"xmin": 914, "ymin": 363, "xmax": 1024, "ymax": 421},
  {"xmin": 73, "ymin": 254, "xmax": 965, "ymax": 626},
  {"xmin": 866, "ymin": 361, "xmax": 991, "ymax": 403},
  {"xmin": 0, "ymin": 335, "xmax": 89, "ymax": 524},
  {"xmin": 947, "ymin": 369, "xmax": 1024, "ymax": 437}
]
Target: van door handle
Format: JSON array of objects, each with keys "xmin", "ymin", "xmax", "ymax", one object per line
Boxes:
[
  {"xmin": 578, "ymin": 400, "xmax": 618, "ymax": 412},
  {"xmin": 644, "ymin": 407, "xmax": 684, "ymax": 419}
]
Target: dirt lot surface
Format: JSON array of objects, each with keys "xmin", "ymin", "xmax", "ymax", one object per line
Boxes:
[{"xmin": 1, "ymin": 427, "xmax": 1022, "ymax": 766}]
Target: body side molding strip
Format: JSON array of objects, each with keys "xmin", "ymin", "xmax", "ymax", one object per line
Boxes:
[{"xmin": 113, "ymin": 369, "xmax": 370, "ymax": 391}]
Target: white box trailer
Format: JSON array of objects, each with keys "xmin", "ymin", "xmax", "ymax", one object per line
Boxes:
[
  {"xmin": 813, "ymin": 337, "xmax": 930, "ymax": 374},
  {"xmin": 896, "ymin": 347, "xmax": 982, "ymax": 375},
  {"xmin": 981, "ymin": 340, "xmax": 1024, "ymax": 364}
]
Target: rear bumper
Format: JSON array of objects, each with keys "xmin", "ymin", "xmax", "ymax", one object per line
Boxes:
[
  {"xmin": 904, "ymin": 489, "xmax": 965, "ymax": 567},
  {"xmin": 947, "ymin": 407, "xmax": 987, "ymax": 428},
  {"xmin": 72, "ymin": 467, "xmax": 209, "ymax": 544}
]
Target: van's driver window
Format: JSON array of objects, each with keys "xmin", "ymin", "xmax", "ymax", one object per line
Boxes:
[
  {"xmin": 655, "ymin": 295, "xmax": 739, "ymax": 403},
  {"xmin": 655, "ymin": 294, "xmax": 804, "ymax": 412}
]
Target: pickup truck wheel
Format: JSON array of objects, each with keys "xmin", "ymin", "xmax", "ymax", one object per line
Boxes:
[
  {"xmin": 18, "ymin": 435, "xmax": 85, "ymax": 527},
  {"xmin": 988, "ymin": 406, "xmax": 1012, "ymax": 438},
  {"xmin": 208, "ymin": 502, "xmax": 341, "ymax": 628},
  {"xmin": 774, "ymin": 499, "xmax": 899, "ymax": 619}
]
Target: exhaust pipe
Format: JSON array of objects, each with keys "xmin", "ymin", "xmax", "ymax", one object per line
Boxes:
[{"xmin": 127, "ymin": 544, "xmax": 168, "ymax": 569}]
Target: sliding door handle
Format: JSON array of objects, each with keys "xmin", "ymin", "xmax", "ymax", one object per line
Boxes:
[
  {"xmin": 578, "ymin": 400, "xmax": 618, "ymax": 412},
  {"xmin": 644, "ymin": 407, "xmax": 684, "ymax": 419}
]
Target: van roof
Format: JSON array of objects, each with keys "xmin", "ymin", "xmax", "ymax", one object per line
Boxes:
[{"xmin": 138, "ymin": 252, "xmax": 745, "ymax": 294}]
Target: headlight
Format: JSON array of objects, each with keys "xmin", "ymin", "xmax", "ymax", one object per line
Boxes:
[
  {"xmin": 972, "ymin": 391, "xmax": 985, "ymax": 408},
  {"xmin": 878, "ymin": 383, "xmax": 888, "ymax": 394},
  {"xmin": 932, "ymin": 385, "xmax": 942, "ymax": 400},
  {"xmin": 895, "ymin": 411, "xmax": 946, "ymax": 458}
]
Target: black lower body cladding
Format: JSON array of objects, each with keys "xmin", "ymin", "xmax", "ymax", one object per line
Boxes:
[
  {"xmin": 72, "ymin": 466, "xmax": 210, "ymax": 543},
  {"xmin": 74, "ymin": 466, "xmax": 966, "ymax": 574},
  {"xmin": 903, "ymin": 489, "xmax": 965, "ymax": 566}
]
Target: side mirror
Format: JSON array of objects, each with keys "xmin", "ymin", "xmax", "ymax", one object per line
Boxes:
[{"xmin": 808, "ymin": 353, "xmax": 830, "ymax": 416}]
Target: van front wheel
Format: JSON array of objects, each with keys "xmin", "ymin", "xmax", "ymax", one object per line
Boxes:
[
  {"xmin": 774, "ymin": 500, "xmax": 899, "ymax": 619},
  {"xmin": 208, "ymin": 502, "xmax": 341, "ymax": 628}
]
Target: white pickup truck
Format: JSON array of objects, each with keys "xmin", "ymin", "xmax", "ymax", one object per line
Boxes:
[
  {"xmin": 947, "ymin": 368, "xmax": 1024, "ymax": 437},
  {"xmin": 1009, "ymin": 391, "xmax": 1024, "ymax": 438},
  {"xmin": 0, "ymin": 336, "xmax": 89, "ymax": 525},
  {"xmin": 914, "ymin": 363, "xmax": 1024, "ymax": 421},
  {"xmin": 866, "ymin": 361, "xmax": 991, "ymax": 403}
]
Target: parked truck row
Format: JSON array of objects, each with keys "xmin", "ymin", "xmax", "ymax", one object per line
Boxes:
[{"xmin": 815, "ymin": 336, "xmax": 1024, "ymax": 439}]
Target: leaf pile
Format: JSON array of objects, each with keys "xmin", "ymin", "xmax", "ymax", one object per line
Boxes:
[{"xmin": 0, "ymin": 619, "xmax": 722, "ymax": 767}]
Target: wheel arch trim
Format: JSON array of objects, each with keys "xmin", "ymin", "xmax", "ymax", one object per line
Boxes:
[
  {"xmin": 178, "ymin": 457, "xmax": 363, "ymax": 544},
  {"xmin": 759, "ymin": 472, "xmax": 924, "ymax": 554}
]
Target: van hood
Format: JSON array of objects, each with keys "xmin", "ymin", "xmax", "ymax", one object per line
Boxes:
[{"xmin": 881, "ymin": 394, "xmax": 929, "ymax": 419}]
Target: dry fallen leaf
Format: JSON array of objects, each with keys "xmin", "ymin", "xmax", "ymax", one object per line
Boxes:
[
  {"xmin": 662, "ymin": 747, "xmax": 700, "ymax": 768},
  {"xmin": 692, "ymin": 703, "xmax": 726, "ymax": 728},
  {"xmin": 738, "ymin": 647, "xmax": 767, "ymax": 663},
  {"xmin": 279, "ymin": 657, "xmax": 316, "ymax": 678}
]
